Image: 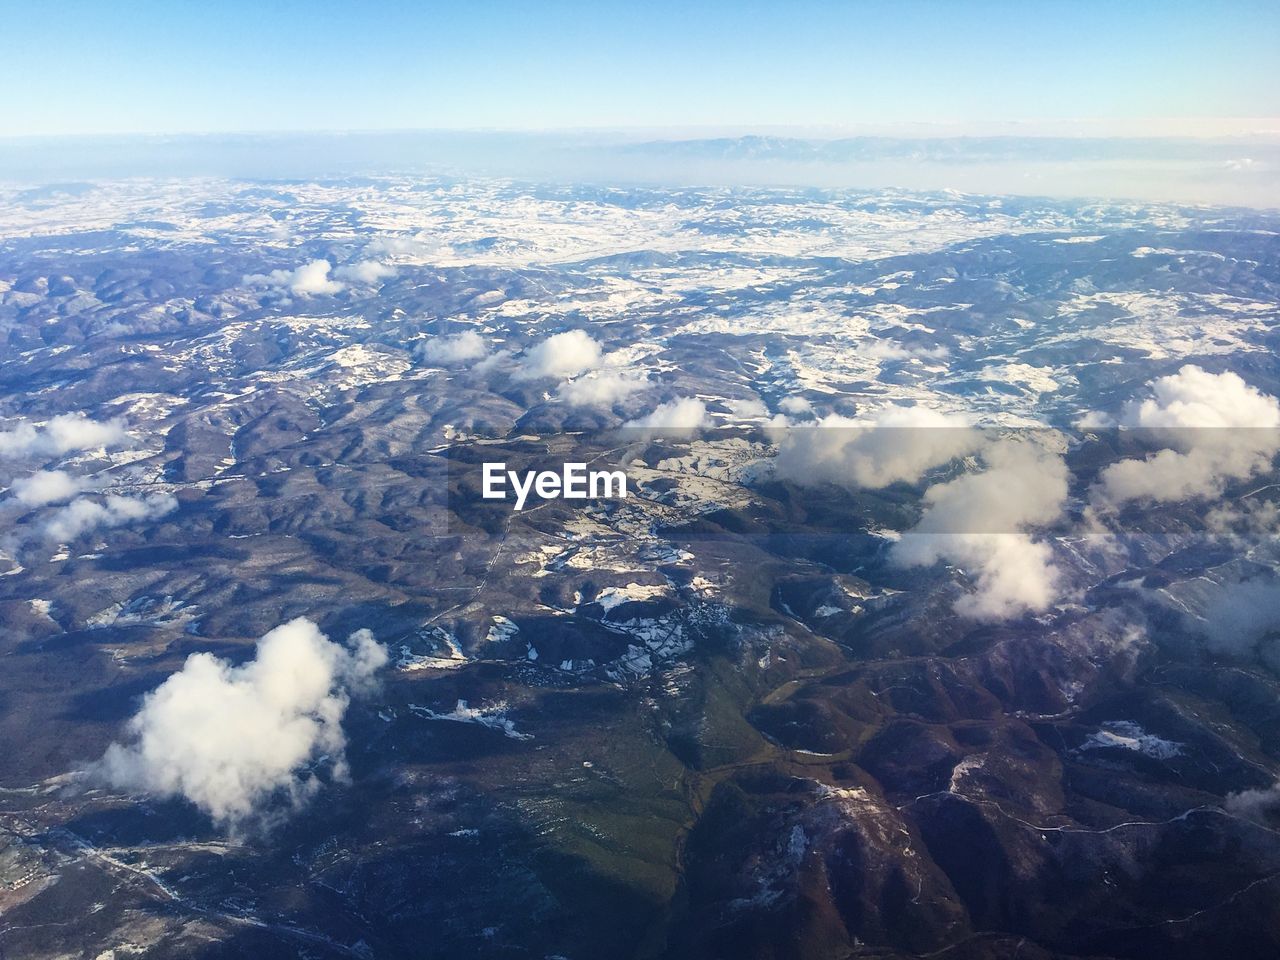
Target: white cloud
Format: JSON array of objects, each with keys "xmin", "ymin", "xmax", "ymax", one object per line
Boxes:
[
  {"xmin": 1197, "ymin": 577, "xmax": 1280, "ymax": 662},
  {"xmin": 891, "ymin": 441, "xmax": 1069, "ymax": 620},
  {"xmin": 1205, "ymin": 499, "xmax": 1280, "ymax": 541},
  {"xmin": 287, "ymin": 260, "xmax": 344, "ymax": 295},
  {"xmin": 1074, "ymin": 409, "xmax": 1115, "ymax": 431},
  {"xmin": 1093, "ymin": 366, "xmax": 1280, "ymax": 505},
  {"xmin": 556, "ymin": 370, "xmax": 649, "ymax": 407},
  {"xmin": 366, "ymin": 234, "xmax": 439, "ymax": 258},
  {"xmin": 1226, "ymin": 781, "xmax": 1280, "ymax": 824},
  {"xmin": 864, "ymin": 341, "xmax": 949, "ymax": 362},
  {"xmin": 41, "ymin": 493, "xmax": 177, "ymax": 542},
  {"xmin": 726, "ymin": 398, "xmax": 769, "ymax": 419},
  {"xmin": 333, "ymin": 259, "xmax": 395, "ymax": 284},
  {"xmin": 9, "ymin": 469, "xmax": 98, "ymax": 506},
  {"xmin": 92, "ymin": 618, "xmax": 388, "ymax": 829},
  {"xmin": 774, "ymin": 406, "xmax": 979, "ymax": 489},
  {"xmin": 417, "ymin": 330, "xmax": 489, "ymax": 365},
  {"xmin": 778, "ymin": 396, "xmax": 814, "ymax": 417},
  {"xmin": 515, "ymin": 330, "xmax": 602, "ymax": 381},
  {"xmin": 473, "ymin": 349, "xmax": 513, "ymax": 375},
  {"xmin": 246, "ymin": 259, "xmax": 344, "ymax": 296},
  {"xmin": 0, "ymin": 414, "xmax": 126, "ymax": 460},
  {"xmin": 625, "ymin": 397, "xmax": 710, "ymax": 432}
]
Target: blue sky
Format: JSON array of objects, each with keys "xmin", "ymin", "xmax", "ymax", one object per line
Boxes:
[{"xmin": 3, "ymin": 0, "xmax": 1278, "ymax": 136}]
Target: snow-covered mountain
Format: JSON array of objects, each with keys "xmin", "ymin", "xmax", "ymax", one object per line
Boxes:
[{"xmin": 3, "ymin": 175, "xmax": 1280, "ymax": 959}]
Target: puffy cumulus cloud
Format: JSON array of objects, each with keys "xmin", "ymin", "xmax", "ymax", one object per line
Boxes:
[
  {"xmin": 246, "ymin": 259, "xmax": 344, "ymax": 296},
  {"xmin": 417, "ymin": 330, "xmax": 489, "ymax": 365},
  {"xmin": 625, "ymin": 397, "xmax": 710, "ymax": 433},
  {"xmin": 778, "ymin": 396, "xmax": 814, "ymax": 417},
  {"xmin": 864, "ymin": 340, "xmax": 950, "ymax": 362},
  {"xmin": 515, "ymin": 330, "xmax": 602, "ymax": 381},
  {"xmin": 774, "ymin": 407, "xmax": 979, "ymax": 490},
  {"xmin": 0, "ymin": 414, "xmax": 126, "ymax": 460},
  {"xmin": 41, "ymin": 493, "xmax": 177, "ymax": 542},
  {"xmin": 1197, "ymin": 577, "xmax": 1280, "ymax": 664},
  {"xmin": 726, "ymin": 398, "xmax": 769, "ymax": 419},
  {"xmin": 1093, "ymin": 366, "xmax": 1280, "ymax": 506},
  {"xmin": 333, "ymin": 259, "xmax": 395, "ymax": 285},
  {"xmin": 899, "ymin": 533, "xmax": 1061, "ymax": 621},
  {"xmin": 1226, "ymin": 781, "xmax": 1280, "ymax": 824},
  {"xmin": 1205, "ymin": 499, "xmax": 1280, "ymax": 541},
  {"xmin": 891, "ymin": 441, "xmax": 1070, "ymax": 621},
  {"xmin": 1074, "ymin": 409, "xmax": 1115, "ymax": 432},
  {"xmin": 285, "ymin": 260, "xmax": 344, "ymax": 295},
  {"xmin": 366, "ymin": 234, "xmax": 439, "ymax": 259},
  {"xmin": 8, "ymin": 469, "xmax": 98, "ymax": 506},
  {"xmin": 556, "ymin": 370, "xmax": 649, "ymax": 407},
  {"xmin": 92, "ymin": 618, "xmax": 388, "ymax": 829},
  {"xmin": 473, "ymin": 349, "xmax": 514, "ymax": 375}
]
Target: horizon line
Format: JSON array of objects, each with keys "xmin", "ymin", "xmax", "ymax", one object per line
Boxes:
[{"xmin": 5, "ymin": 118, "xmax": 1280, "ymax": 143}]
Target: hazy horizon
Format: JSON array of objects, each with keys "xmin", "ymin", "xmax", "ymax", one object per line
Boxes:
[
  {"xmin": 3, "ymin": 127, "xmax": 1278, "ymax": 208},
  {"xmin": 6, "ymin": 1, "xmax": 1277, "ymax": 205}
]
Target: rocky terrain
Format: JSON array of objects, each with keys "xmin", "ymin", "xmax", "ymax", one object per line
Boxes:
[{"xmin": 2, "ymin": 175, "xmax": 1280, "ymax": 958}]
